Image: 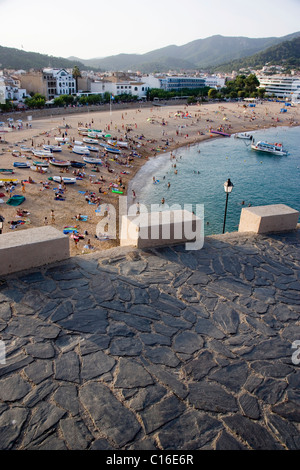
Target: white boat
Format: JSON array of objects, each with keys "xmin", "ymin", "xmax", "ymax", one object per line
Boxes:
[
  {"xmin": 30, "ymin": 165, "xmax": 48, "ymax": 173},
  {"xmin": 55, "ymin": 137, "xmax": 69, "ymax": 143},
  {"xmin": 33, "ymin": 161, "xmax": 49, "ymax": 167},
  {"xmin": 107, "ymin": 139, "xmax": 128, "ymax": 148},
  {"xmin": 235, "ymin": 133, "xmax": 253, "ymax": 140},
  {"xmin": 43, "ymin": 145, "xmax": 62, "ymax": 152},
  {"xmin": 87, "ymin": 132, "xmax": 100, "ymax": 139},
  {"xmin": 251, "ymin": 141, "xmax": 288, "ymax": 156},
  {"xmin": 73, "ymin": 146, "xmax": 90, "ymax": 155},
  {"xmin": 50, "ymin": 159, "xmax": 71, "ymax": 167},
  {"xmin": 52, "ymin": 176, "xmax": 76, "ymax": 184},
  {"xmin": 105, "ymin": 146, "xmax": 120, "ymax": 154},
  {"xmin": 32, "ymin": 150, "xmax": 53, "ymax": 158},
  {"xmin": 83, "ymin": 156, "xmax": 102, "ymax": 165},
  {"xmin": 83, "ymin": 138, "xmax": 98, "ymax": 144},
  {"xmin": 86, "ymin": 145, "xmax": 99, "ymax": 152}
]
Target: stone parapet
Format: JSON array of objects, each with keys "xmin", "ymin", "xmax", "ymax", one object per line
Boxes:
[
  {"xmin": 238, "ymin": 204, "xmax": 299, "ymax": 234},
  {"xmin": 0, "ymin": 226, "xmax": 70, "ymax": 276}
]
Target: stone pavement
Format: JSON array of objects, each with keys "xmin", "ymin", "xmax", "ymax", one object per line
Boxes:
[{"xmin": 0, "ymin": 230, "xmax": 300, "ymax": 450}]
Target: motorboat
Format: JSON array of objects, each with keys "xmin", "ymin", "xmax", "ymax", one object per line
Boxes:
[
  {"xmin": 251, "ymin": 141, "xmax": 288, "ymax": 156},
  {"xmin": 235, "ymin": 133, "xmax": 253, "ymax": 140}
]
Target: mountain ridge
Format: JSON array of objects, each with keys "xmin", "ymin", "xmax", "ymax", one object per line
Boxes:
[{"xmin": 1, "ymin": 32, "xmax": 300, "ymax": 73}]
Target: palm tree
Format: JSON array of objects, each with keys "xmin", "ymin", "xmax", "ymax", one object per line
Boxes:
[{"xmin": 72, "ymin": 66, "xmax": 81, "ymax": 93}]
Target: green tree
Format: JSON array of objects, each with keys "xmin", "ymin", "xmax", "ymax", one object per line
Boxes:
[
  {"xmin": 208, "ymin": 88, "xmax": 218, "ymax": 99},
  {"xmin": 24, "ymin": 93, "xmax": 46, "ymax": 108}
]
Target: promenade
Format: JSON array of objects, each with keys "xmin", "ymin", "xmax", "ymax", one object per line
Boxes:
[{"xmin": 0, "ymin": 229, "xmax": 299, "ymax": 450}]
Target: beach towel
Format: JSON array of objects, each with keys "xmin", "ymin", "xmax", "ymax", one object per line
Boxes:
[{"xmin": 6, "ymin": 195, "xmax": 25, "ymax": 206}]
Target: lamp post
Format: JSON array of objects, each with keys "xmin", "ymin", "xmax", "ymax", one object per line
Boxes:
[{"xmin": 222, "ymin": 178, "xmax": 234, "ymax": 234}]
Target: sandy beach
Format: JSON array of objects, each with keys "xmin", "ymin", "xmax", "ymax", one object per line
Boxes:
[{"xmin": 0, "ymin": 100, "xmax": 299, "ymax": 256}]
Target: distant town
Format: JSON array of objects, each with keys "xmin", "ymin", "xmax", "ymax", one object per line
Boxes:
[{"xmin": 1, "ymin": 64, "xmax": 300, "ymax": 113}]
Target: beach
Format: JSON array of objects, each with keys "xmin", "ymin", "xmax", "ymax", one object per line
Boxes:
[{"xmin": 0, "ymin": 100, "xmax": 299, "ymax": 256}]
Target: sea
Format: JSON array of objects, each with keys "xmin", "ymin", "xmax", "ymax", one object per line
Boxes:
[{"xmin": 128, "ymin": 126, "xmax": 300, "ymax": 236}]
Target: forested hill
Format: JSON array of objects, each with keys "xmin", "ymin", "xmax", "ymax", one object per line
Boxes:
[{"xmin": 212, "ymin": 37, "xmax": 300, "ymax": 73}]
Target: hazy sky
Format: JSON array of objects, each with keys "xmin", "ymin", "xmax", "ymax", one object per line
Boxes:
[{"xmin": 0, "ymin": 0, "xmax": 299, "ymax": 59}]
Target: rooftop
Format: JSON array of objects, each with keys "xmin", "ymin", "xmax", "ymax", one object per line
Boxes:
[{"xmin": 0, "ymin": 229, "xmax": 299, "ymax": 450}]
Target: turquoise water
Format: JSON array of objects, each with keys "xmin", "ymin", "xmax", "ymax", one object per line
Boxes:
[{"xmin": 129, "ymin": 126, "xmax": 300, "ymax": 235}]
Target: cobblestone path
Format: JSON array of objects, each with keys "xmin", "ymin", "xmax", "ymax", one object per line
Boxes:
[{"xmin": 0, "ymin": 231, "xmax": 299, "ymax": 450}]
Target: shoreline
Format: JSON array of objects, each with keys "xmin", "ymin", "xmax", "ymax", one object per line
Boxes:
[{"xmin": 0, "ymin": 100, "xmax": 299, "ymax": 256}]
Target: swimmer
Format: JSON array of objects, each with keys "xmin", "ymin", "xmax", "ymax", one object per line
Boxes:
[
  {"xmin": 161, "ymin": 198, "xmax": 165, "ymax": 205},
  {"xmin": 167, "ymin": 182, "xmax": 170, "ymax": 188}
]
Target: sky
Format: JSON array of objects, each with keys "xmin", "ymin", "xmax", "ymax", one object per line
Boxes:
[{"xmin": 0, "ymin": 0, "xmax": 300, "ymax": 60}]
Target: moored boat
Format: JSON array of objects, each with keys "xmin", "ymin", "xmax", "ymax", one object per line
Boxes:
[
  {"xmin": 251, "ymin": 141, "xmax": 288, "ymax": 156},
  {"xmin": 107, "ymin": 139, "xmax": 128, "ymax": 148},
  {"xmin": 83, "ymin": 156, "xmax": 102, "ymax": 165},
  {"xmin": 55, "ymin": 137, "xmax": 69, "ymax": 143},
  {"xmin": 105, "ymin": 146, "xmax": 120, "ymax": 154},
  {"xmin": 13, "ymin": 162, "xmax": 31, "ymax": 168},
  {"xmin": 33, "ymin": 161, "xmax": 49, "ymax": 167},
  {"xmin": 43, "ymin": 145, "xmax": 62, "ymax": 152},
  {"xmin": 83, "ymin": 138, "xmax": 98, "ymax": 144},
  {"xmin": 72, "ymin": 146, "xmax": 90, "ymax": 155},
  {"xmin": 32, "ymin": 149, "xmax": 53, "ymax": 158},
  {"xmin": 50, "ymin": 158, "xmax": 71, "ymax": 167},
  {"xmin": 70, "ymin": 161, "xmax": 86, "ymax": 168},
  {"xmin": 52, "ymin": 176, "xmax": 76, "ymax": 184},
  {"xmin": 85, "ymin": 145, "xmax": 99, "ymax": 152},
  {"xmin": 30, "ymin": 165, "xmax": 48, "ymax": 173},
  {"xmin": 235, "ymin": 133, "xmax": 253, "ymax": 140}
]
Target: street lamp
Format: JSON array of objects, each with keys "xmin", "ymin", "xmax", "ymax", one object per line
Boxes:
[{"xmin": 222, "ymin": 178, "xmax": 234, "ymax": 234}]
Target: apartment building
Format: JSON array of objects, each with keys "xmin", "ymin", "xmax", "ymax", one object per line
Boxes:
[
  {"xmin": 19, "ymin": 68, "xmax": 76, "ymax": 100},
  {"xmin": 258, "ymin": 74, "xmax": 300, "ymax": 101}
]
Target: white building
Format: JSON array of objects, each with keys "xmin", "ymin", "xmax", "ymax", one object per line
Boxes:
[
  {"xmin": 0, "ymin": 76, "xmax": 27, "ymax": 102},
  {"xmin": 43, "ymin": 68, "xmax": 76, "ymax": 99},
  {"xmin": 258, "ymin": 75, "xmax": 300, "ymax": 101},
  {"xmin": 205, "ymin": 76, "xmax": 225, "ymax": 89},
  {"xmin": 90, "ymin": 77, "xmax": 149, "ymax": 99}
]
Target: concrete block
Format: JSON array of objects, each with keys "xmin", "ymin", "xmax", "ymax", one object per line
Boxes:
[
  {"xmin": 120, "ymin": 209, "xmax": 203, "ymax": 249},
  {"xmin": 0, "ymin": 226, "xmax": 70, "ymax": 276},
  {"xmin": 238, "ymin": 204, "xmax": 299, "ymax": 234}
]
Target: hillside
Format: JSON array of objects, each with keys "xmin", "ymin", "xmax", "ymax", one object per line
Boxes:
[
  {"xmin": 212, "ymin": 37, "xmax": 300, "ymax": 73},
  {"xmin": 0, "ymin": 46, "xmax": 95, "ymax": 71},
  {"xmin": 78, "ymin": 32, "xmax": 300, "ymax": 72}
]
